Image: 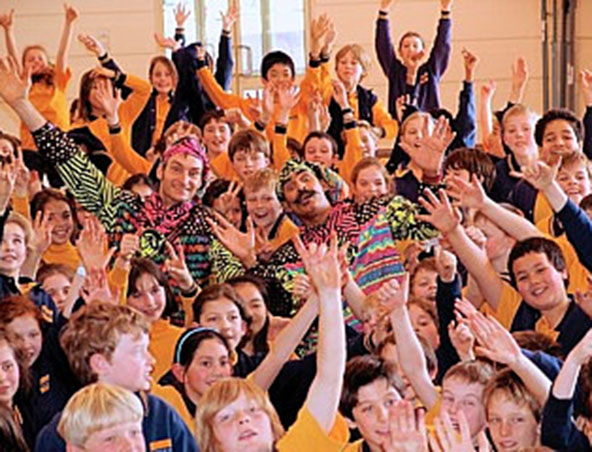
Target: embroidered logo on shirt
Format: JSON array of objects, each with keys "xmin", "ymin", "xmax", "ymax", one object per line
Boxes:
[
  {"xmin": 149, "ymin": 438, "xmax": 173, "ymax": 451},
  {"xmin": 39, "ymin": 374, "xmax": 50, "ymax": 394}
]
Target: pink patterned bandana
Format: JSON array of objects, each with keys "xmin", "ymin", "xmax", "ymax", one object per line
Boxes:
[{"xmin": 162, "ymin": 136, "xmax": 210, "ymax": 180}]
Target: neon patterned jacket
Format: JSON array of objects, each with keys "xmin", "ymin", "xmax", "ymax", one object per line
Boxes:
[
  {"xmin": 32, "ymin": 122, "xmax": 238, "ymax": 287},
  {"xmin": 254, "ymin": 196, "xmax": 439, "ymax": 321}
]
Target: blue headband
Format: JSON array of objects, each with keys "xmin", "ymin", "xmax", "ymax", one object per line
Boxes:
[{"xmin": 174, "ymin": 327, "xmax": 218, "ymax": 364}]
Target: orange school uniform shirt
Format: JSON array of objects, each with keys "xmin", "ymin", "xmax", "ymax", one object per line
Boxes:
[{"xmin": 20, "ymin": 67, "xmax": 71, "ymax": 151}]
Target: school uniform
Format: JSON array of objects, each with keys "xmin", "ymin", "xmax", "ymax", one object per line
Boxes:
[
  {"xmin": 35, "ymin": 392, "xmax": 197, "ymax": 452},
  {"xmin": 374, "ymin": 13, "xmax": 451, "ymax": 115}
]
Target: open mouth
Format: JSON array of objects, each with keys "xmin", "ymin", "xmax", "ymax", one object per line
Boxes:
[{"xmin": 238, "ymin": 430, "xmax": 258, "ymax": 441}]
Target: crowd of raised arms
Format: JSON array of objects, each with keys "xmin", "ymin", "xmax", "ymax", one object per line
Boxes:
[{"xmin": 1, "ymin": 0, "xmax": 592, "ymax": 451}]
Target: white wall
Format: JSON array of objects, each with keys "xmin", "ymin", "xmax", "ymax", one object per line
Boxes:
[{"xmin": 1, "ymin": 0, "xmax": 591, "ymax": 137}]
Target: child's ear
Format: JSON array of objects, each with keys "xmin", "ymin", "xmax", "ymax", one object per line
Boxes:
[
  {"xmin": 241, "ymin": 320, "xmax": 248, "ymax": 336},
  {"xmin": 171, "ymin": 363, "xmax": 186, "ymax": 384},
  {"xmin": 156, "ymin": 161, "xmax": 164, "ymax": 181},
  {"xmin": 89, "ymin": 353, "xmax": 110, "ymax": 377}
]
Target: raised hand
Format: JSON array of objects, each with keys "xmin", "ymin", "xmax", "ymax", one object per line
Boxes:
[
  {"xmin": 464, "ymin": 225, "xmax": 487, "ymax": 249},
  {"xmin": 310, "ymin": 14, "xmax": 331, "ymax": 56},
  {"xmin": 430, "ymin": 411, "xmax": 488, "ymax": 452},
  {"xmin": 293, "ymin": 273, "xmax": 314, "ymax": 301},
  {"xmin": 446, "ymin": 174, "xmax": 488, "ymax": 211},
  {"xmin": 225, "ymin": 107, "xmax": 251, "ymax": 129},
  {"xmin": 0, "ymin": 158, "xmax": 17, "ymax": 213},
  {"xmin": 468, "ymin": 310, "xmax": 521, "ymax": 367},
  {"xmin": 380, "ymin": 0, "xmax": 394, "ymax": 10},
  {"xmin": 77, "ymin": 33, "xmax": 106, "ymax": 56},
  {"xmin": 374, "ymin": 274, "xmax": 409, "ymax": 314},
  {"xmin": 322, "ymin": 21, "xmax": 337, "ymax": 55},
  {"xmin": 511, "ymin": 57, "xmax": 529, "ymax": 91},
  {"xmin": 293, "ymin": 234, "xmax": 341, "ymax": 292},
  {"xmin": 76, "ymin": 216, "xmax": 114, "ymax": 272},
  {"xmin": 568, "ymin": 328, "xmax": 592, "ymax": 366},
  {"xmin": 63, "ymin": 3, "xmax": 79, "ymax": 24},
  {"xmin": 174, "ymin": 3, "xmax": 191, "ymax": 27},
  {"xmin": 13, "ymin": 147, "xmax": 30, "ymax": 198},
  {"xmin": 382, "ymin": 401, "xmax": 428, "ymax": 452},
  {"xmin": 93, "ymin": 77, "xmax": 120, "ymax": 123},
  {"xmin": 0, "ymin": 9, "xmax": 14, "ymax": 29},
  {"xmin": 221, "ymin": 3, "xmax": 238, "ymax": 32},
  {"xmin": 448, "ymin": 312, "xmax": 475, "ymax": 361},
  {"xmin": 434, "ymin": 244, "xmax": 457, "ymax": 283},
  {"xmin": 440, "ymin": 0, "xmax": 453, "ymax": 12},
  {"xmin": 216, "ymin": 181, "xmax": 242, "ymax": 223},
  {"xmin": 154, "ymin": 33, "xmax": 180, "ymax": 51},
  {"xmin": 511, "ymin": 159, "xmax": 560, "ymax": 190},
  {"xmin": 260, "ymin": 85, "xmax": 276, "ymax": 123},
  {"xmin": 277, "ymin": 85, "xmax": 300, "ymax": 115},
  {"xmin": 399, "ymin": 116, "xmax": 455, "ymax": 175},
  {"xmin": 0, "ymin": 56, "xmax": 31, "ymax": 105},
  {"xmin": 480, "ymin": 80, "xmax": 496, "ymax": 101},
  {"xmin": 417, "ymin": 188, "xmax": 461, "ymax": 235},
  {"xmin": 575, "ymin": 275, "xmax": 592, "ymax": 325},
  {"xmin": 395, "ymin": 94, "xmax": 411, "ymax": 123},
  {"xmin": 207, "ymin": 211, "xmax": 256, "ymax": 267},
  {"xmin": 118, "ymin": 233, "xmax": 140, "ymax": 262},
  {"xmin": 331, "ymin": 79, "xmax": 350, "ymax": 109},
  {"xmin": 32, "ymin": 211, "xmax": 54, "ymax": 255},
  {"xmin": 164, "ymin": 241, "xmax": 196, "ymax": 292},
  {"xmin": 83, "ymin": 267, "xmax": 119, "ymax": 305},
  {"xmin": 580, "ymin": 69, "xmax": 592, "ymax": 107},
  {"xmin": 461, "ymin": 48, "xmax": 478, "ymax": 81}
]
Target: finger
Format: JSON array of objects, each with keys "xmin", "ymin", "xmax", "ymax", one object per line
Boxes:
[
  {"xmin": 457, "ymin": 410, "xmax": 472, "ymax": 443},
  {"xmin": 102, "ymin": 247, "xmax": 116, "ymax": 268},
  {"xmin": 164, "ymin": 241, "xmax": 179, "ymax": 261}
]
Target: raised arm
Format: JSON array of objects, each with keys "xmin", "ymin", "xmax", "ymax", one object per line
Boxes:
[
  {"xmin": 455, "ymin": 48, "xmax": 478, "ymax": 148},
  {"xmin": 56, "ymin": 4, "xmax": 79, "ymax": 74},
  {"xmin": 425, "ymin": 0, "xmax": 453, "ymax": 77},
  {"xmin": 215, "ymin": 3, "xmax": 237, "ymax": 90},
  {"xmin": 374, "ymin": 0, "xmax": 399, "ymax": 77},
  {"xmin": 417, "ymin": 188, "xmax": 506, "ymax": 311},
  {"xmin": 508, "ymin": 57, "xmax": 529, "ymax": 105},
  {"xmin": 0, "ymin": 9, "xmax": 20, "ymax": 73},
  {"xmin": 297, "ymin": 236, "xmax": 346, "ymax": 433},
  {"xmin": 579, "ymin": 70, "xmax": 592, "ymax": 159},
  {"xmin": 385, "ymin": 276, "xmax": 440, "ymax": 409}
]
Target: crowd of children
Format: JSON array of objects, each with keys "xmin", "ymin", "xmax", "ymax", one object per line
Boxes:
[{"xmin": 0, "ymin": 0, "xmax": 592, "ymax": 450}]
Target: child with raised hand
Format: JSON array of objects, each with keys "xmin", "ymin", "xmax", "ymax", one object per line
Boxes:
[
  {"xmin": 58, "ymin": 383, "xmax": 146, "ymax": 452},
  {"xmin": 0, "ymin": 5, "xmax": 77, "ymax": 151},
  {"xmin": 375, "ymin": 0, "xmax": 452, "ymax": 115},
  {"xmin": 195, "ymin": 236, "xmax": 348, "ymax": 451}
]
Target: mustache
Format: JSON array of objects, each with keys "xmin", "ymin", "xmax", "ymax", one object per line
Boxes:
[{"xmin": 295, "ymin": 189, "xmax": 317, "ymax": 204}]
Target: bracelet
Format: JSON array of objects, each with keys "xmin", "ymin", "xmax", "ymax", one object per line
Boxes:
[
  {"xmin": 341, "ymin": 107, "xmax": 354, "ymax": 116},
  {"xmin": 181, "ymin": 281, "xmax": 199, "ymax": 298},
  {"xmin": 378, "ymin": 10, "xmax": 388, "ymax": 16},
  {"xmin": 343, "ymin": 120, "xmax": 357, "ymax": 130},
  {"xmin": 98, "ymin": 52, "xmax": 109, "ymax": 62},
  {"xmin": 274, "ymin": 124, "xmax": 288, "ymax": 134},
  {"xmin": 222, "ymin": 29, "xmax": 231, "ymax": 37},
  {"xmin": 254, "ymin": 120, "xmax": 267, "ymax": 132},
  {"xmin": 175, "ymin": 26, "xmax": 185, "ymax": 32},
  {"xmin": 108, "ymin": 122, "xmax": 122, "ymax": 134},
  {"xmin": 320, "ymin": 53, "xmax": 330, "ymax": 64},
  {"xmin": 441, "ymin": 10, "xmax": 451, "ymax": 17}
]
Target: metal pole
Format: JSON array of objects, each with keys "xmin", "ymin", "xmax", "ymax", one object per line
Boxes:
[
  {"xmin": 542, "ymin": 0, "xmax": 549, "ymax": 111},
  {"xmin": 552, "ymin": 0, "xmax": 559, "ymax": 108}
]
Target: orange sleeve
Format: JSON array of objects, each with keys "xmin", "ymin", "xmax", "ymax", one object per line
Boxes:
[
  {"xmin": 11, "ymin": 194, "xmax": 30, "ymax": 220},
  {"xmin": 271, "ymin": 130, "xmax": 291, "ymax": 171},
  {"xmin": 118, "ymin": 74, "xmax": 153, "ymax": 125},
  {"xmin": 481, "ymin": 283, "xmax": 522, "ymax": 330},
  {"xmin": 197, "ymin": 67, "xmax": 254, "ymax": 116},
  {"xmin": 371, "ymin": 99, "xmax": 399, "ymax": 140},
  {"xmin": 108, "ymin": 264, "xmax": 130, "ymax": 306},
  {"xmin": 338, "ymin": 126, "xmax": 364, "ymax": 187},
  {"xmin": 210, "ymin": 152, "xmax": 240, "ymax": 181},
  {"xmin": 109, "ymin": 131, "xmax": 152, "ymax": 175},
  {"xmin": 54, "ymin": 66, "xmax": 72, "ymax": 92}
]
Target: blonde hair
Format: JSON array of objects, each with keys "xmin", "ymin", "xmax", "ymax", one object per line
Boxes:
[
  {"xmin": 195, "ymin": 378, "xmax": 284, "ymax": 452},
  {"xmin": 501, "ymin": 104, "xmax": 538, "ymax": 130},
  {"xmin": 59, "ymin": 303, "xmax": 150, "ymax": 385},
  {"xmin": 335, "ymin": 44, "xmax": 371, "ymax": 80},
  {"xmin": 243, "ymin": 168, "xmax": 279, "ymax": 196},
  {"xmin": 559, "ymin": 151, "xmax": 592, "ymax": 177},
  {"xmin": 351, "ymin": 157, "xmax": 389, "ymax": 187},
  {"xmin": 58, "ymin": 383, "xmax": 144, "ymax": 447},
  {"xmin": 5, "ymin": 211, "xmax": 34, "ymax": 252},
  {"xmin": 400, "ymin": 111, "xmax": 432, "ymax": 136}
]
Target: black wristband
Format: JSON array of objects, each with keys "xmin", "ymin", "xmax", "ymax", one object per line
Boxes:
[
  {"xmin": 309, "ymin": 57, "xmax": 321, "ymax": 68},
  {"xmin": 254, "ymin": 120, "xmax": 267, "ymax": 132},
  {"xmin": 98, "ymin": 52, "xmax": 109, "ymax": 62},
  {"xmin": 320, "ymin": 53, "xmax": 330, "ymax": 64},
  {"xmin": 341, "ymin": 107, "xmax": 354, "ymax": 116},
  {"xmin": 108, "ymin": 123, "xmax": 122, "ymax": 134},
  {"xmin": 180, "ymin": 282, "xmax": 199, "ymax": 298},
  {"xmin": 379, "ymin": 10, "xmax": 388, "ymax": 16},
  {"xmin": 274, "ymin": 124, "xmax": 288, "ymax": 134},
  {"xmin": 441, "ymin": 10, "xmax": 451, "ymax": 17},
  {"xmin": 343, "ymin": 120, "xmax": 357, "ymax": 130}
]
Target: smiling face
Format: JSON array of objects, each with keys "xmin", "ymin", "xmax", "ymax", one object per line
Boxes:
[
  {"xmin": 212, "ymin": 392, "xmax": 274, "ymax": 452},
  {"xmin": 354, "ymin": 165, "xmax": 388, "ymax": 204},
  {"xmin": 556, "ymin": 161, "xmax": 591, "ymax": 205},
  {"xmin": 0, "ymin": 222, "xmax": 27, "ymax": 278},
  {"xmin": 0, "ymin": 339, "xmax": 19, "ymax": 407},
  {"xmin": 5, "ymin": 315, "xmax": 42, "ymax": 368},
  {"xmin": 304, "ymin": 137, "xmax": 335, "ymax": 168},
  {"xmin": 350, "ymin": 378, "xmax": 401, "ymax": 449},
  {"xmin": 202, "ymin": 119, "xmax": 231, "ymax": 157},
  {"xmin": 399, "ymin": 35, "xmax": 424, "ymax": 68},
  {"xmin": 440, "ymin": 377, "xmax": 486, "ymax": 439},
  {"xmin": 262, "ymin": 63, "xmax": 294, "ymax": 91},
  {"xmin": 233, "ymin": 282, "xmax": 268, "ymax": 337},
  {"xmin": 359, "ymin": 127, "xmax": 378, "ymax": 158},
  {"xmin": 410, "ymin": 267, "xmax": 437, "ymax": 303},
  {"xmin": 23, "ymin": 47, "xmax": 49, "ymax": 75},
  {"xmin": 245, "ymin": 186, "xmax": 283, "ymax": 231},
  {"xmin": 512, "ymin": 252, "xmax": 568, "ymax": 312},
  {"xmin": 540, "ymin": 119, "xmax": 581, "ymax": 162},
  {"xmin": 182, "ymin": 338, "xmax": 232, "ymax": 403},
  {"xmin": 487, "ymin": 393, "xmax": 539, "ymax": 452},
  {"xmin": 336, "ymin": 50, "xmax": 364, "ymax": 89},
  {"xmin": 408, "ymin": 303, "xmax": 439, "ymax": 350},
  {"xmin": 150, "ymin": 60, "xmax": 175, "ymax": 94},
  {"xmin": 127, "ymin": 273, "xmax": 167, "ymax": 324},
  {"xmin": 502, "ymin": 113, "xmax": 537, "ymax": 160},
  {"xmin": 157, "ymin": 153, "xmax": 203, "ymax": 206},
  {"xmin": 400, "ymin": 114, "xmax": 432, "ymax": 156},
  {"xmin": 43, "ymin": 199, "xmax": 75, "ymax": 245},
  {"xmin": 232, "ymin": 149, "xmax": 269, "ymax": 182},
  {"xmin": 282, "ymin": 170, "xmax": 331, "ymax": 225},
  {"xmin": 198, "ymin": 298, "xmax": 247, "ymax": 350}
]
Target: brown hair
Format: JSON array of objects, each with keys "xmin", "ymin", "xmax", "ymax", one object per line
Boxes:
[
  {"xmin": 443, "ymin": 359, "xmax": 495, "ymax": 387},
  {"xmin": 78, "ymin": 69, "xmax": 113, "ymax": 122},
  {"xmin": 443, "ymin": 147, "xmax": 497, "ymax": 192},
  {"xmin": 408, "ymin": 297, "xmax": 439, "ymax": 330},
  {"xmin": 195, "ymin": 378, "xmax": 284, "ymax": 452},
  {"xmin": 482, "ymin": 368, "xmax": 541, "ymax": 422},
  {"xmin": 0, "ymin": 131, "xmax": 20, "ymax": 158},
  {"xmin": 148, "ymin": 55, "xmax": 178, "ymax": 89},
  {"xmin": 398, "ymin": 32, "xmax": 426, "ymax": 51},
  {"xmin": 36, "ymin": 263, "xmax": 75, "ymax": 285},
  {"xmin": 512, "ymin": 331, "xmax": 563, "ymax": 358},
  {"xmin": 0, "ymin": 329, "xmax": 31, "ymax": 394},
  {"xmin": 228, "ymin": 129, "xmax": 270, "ymax": 161},
  {"xmin": 558, "ymin": 151, "xmax": 592, "ymax": 177},
  {"xmin": 0, "ymin": 295, "xmax": 42, "ymax": 329},
  {"xmin": 59, "ymin": 303, "xmax": 150, "ymax": 385},
  {"xmin": 351, "ymin": 157, "xmax": 390, "ymax": 187},
  {"xmin": 335, "ymin": 44, "xmax": 371, "ymax": 81},
  {"xmin": 243, "ymin": 168, "xmax": 279, "ymax": 196},
  {"xmin": 374, "ymin": 332, "xmax": 438, "ymax": 376},
  {"xmin": 30, "ymin": 188, "xmax": 77, "ymax": 230},
  {"xmin": 5, "ymin": 211, "xmax": 34, "ymax": 251},
  {"xmin": 0, "ymin": 404, "xmax": 29, "ymax": 451},
  {"xmin": 192, "ymin": 284, "xmax": 250, "ymax": 325}
]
